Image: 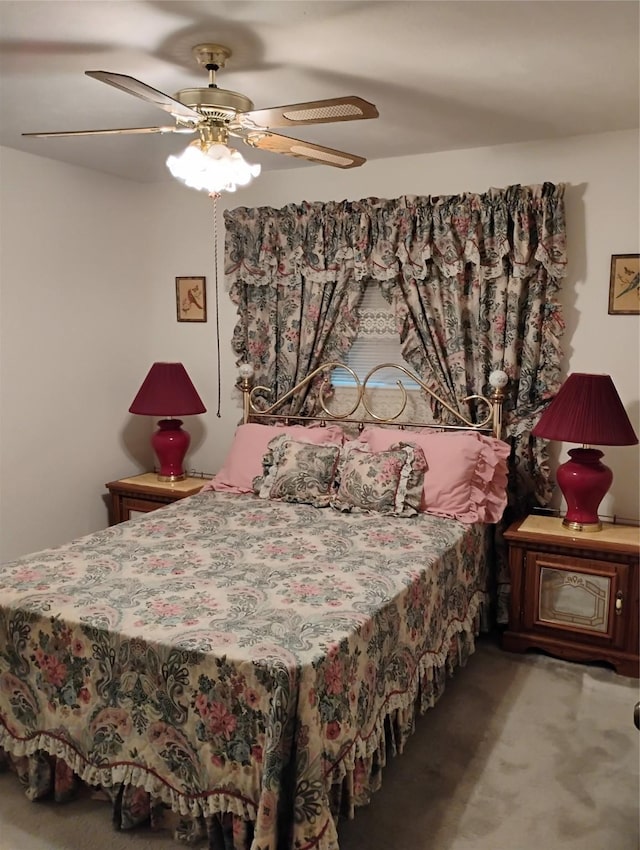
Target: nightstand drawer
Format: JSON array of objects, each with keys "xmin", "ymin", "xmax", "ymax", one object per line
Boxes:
[
  {"xmin": 120, "ymin": 495, "xmax": 170, "ymax": 522},
  {"xmin": 106, "ymin": 473, "xmax": 209, "ymax": 526}
]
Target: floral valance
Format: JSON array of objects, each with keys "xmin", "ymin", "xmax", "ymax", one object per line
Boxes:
[{"xmin": 224, "ymin": 183, "xmax": 567, "ymax": 288}]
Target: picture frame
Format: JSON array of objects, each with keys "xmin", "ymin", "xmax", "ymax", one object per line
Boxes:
[
  {"xmin": 608, "ymin": 254, "xmax": 640, "ymax": 315},
  {"xmin": 176, "ymin": 276, "xmax": 207, "ymax": 323}
]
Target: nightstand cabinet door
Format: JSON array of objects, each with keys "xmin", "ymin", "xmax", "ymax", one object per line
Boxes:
[{"xmin": 521, "ymin": 551, "xmax": 629, "ymax": 650}]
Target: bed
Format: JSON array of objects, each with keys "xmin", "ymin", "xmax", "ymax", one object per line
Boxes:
[{"xmin": 0, "ymin": 363, "xmax": 509, "ymax": 850}]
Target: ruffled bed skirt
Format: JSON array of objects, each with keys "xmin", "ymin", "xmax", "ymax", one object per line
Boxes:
[{"xmin": 1, "ymin": 604, "xmax": 484, "ymax": 849}]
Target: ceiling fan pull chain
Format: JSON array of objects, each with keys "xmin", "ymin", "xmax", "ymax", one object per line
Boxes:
[{"xmin": 210, "ymin": 192, "xmax": 222, "ymax": 417}]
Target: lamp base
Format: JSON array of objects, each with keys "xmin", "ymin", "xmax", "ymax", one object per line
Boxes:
[
  {"xmin": 151, "ymin": 419, "xmax": 190, "ymax": 482},
  {"xmin": 556, "ymin": 447, "xmax": 612, "ymax": 533},
  {"xmin": 561, "ymin": 517, "xmax": 603, "ymax": 533}
]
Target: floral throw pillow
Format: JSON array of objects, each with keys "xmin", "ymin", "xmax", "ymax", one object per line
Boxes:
[
  {"xmin": 331, "ymin": 441, "xmax": 427, "ymax": 517},
  {"xmin": 254, "ymin": 435, "xmax": 341, "ymax": 507}
]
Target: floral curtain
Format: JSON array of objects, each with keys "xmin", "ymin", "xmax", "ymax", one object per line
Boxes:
[
  {"xmin": 226, "ymin": 205, "xmax": 366, "ymax": 415},
  {"xmin": 226, "ymin": 186, "xmax": 567, "ymax": 619},
  {"xmin": 377, "ymin": 184, "xmax": 566, "ymax": 510}
]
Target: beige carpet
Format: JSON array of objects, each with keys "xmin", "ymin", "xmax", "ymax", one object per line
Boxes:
[{"xmin": 0, "ymin": 638, "xmax": 638, "ymax": 850}]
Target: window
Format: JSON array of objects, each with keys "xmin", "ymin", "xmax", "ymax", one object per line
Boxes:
[{"xmin": 332, "ymin": 284, "xmax": 420, "ymax": 389}]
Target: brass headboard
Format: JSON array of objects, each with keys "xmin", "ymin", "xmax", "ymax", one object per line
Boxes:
[{"xmin": 238, "ymin": 362, "xmax": 508, "ymax": 440}]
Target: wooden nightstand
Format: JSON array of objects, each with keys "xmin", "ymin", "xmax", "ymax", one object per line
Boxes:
[
  {"xmin": 503, "ymin": 514, "xmax": 639, "ymax": 677},
  {"xmin": 105, "ymin": 473, "xmax": 207, "ymax": 526}
]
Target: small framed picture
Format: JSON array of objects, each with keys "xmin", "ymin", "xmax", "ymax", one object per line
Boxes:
[
  {"xmin": 608, "ymin": 254, "xmax": 640, "ymax": 315},
  {"xmin": 176, "ymin": 276, "xmax": 207, "ymax": 322}
]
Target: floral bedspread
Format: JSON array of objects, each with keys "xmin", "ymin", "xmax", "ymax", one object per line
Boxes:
[{"xmin": 0, "ymin": 491, "xmax": 489, "ymax": 849}]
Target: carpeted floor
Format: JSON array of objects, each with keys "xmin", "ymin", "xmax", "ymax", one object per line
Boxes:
[{"xmin": 0, "ymin": 637, "xmax": 638, "ymax": 850}]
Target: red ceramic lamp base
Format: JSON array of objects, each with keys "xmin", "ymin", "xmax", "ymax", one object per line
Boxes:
[
  {"xmin": 151, "ymin": 418, "xmax": 190, "ymax": 481},
  {"xmin": 557, "ymin": 447, "xmax": 613, "ymax": 532}
]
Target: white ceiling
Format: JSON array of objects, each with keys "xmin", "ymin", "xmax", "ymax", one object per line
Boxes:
[{"xmin": 0, "ymin": 1, "xmax": 638, "ymax": 184}]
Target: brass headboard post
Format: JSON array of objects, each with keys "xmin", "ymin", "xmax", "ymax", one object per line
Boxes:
[
  {"xmin": 487, "ymin": 370, "xmax": 509, "ymax": 441},
  {"xmin": 238, "ymin": 363, "xmax": 508, "ymax": 440},
  {"xmin": 238, "ymin": 363, "xmax": 255, "ymax": 424},
  {"xmin": 491, "ymin": 392, "xmax": 504, "ymax": 441}
]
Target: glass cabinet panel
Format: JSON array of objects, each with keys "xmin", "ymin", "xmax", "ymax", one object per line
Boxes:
[{"xmin": 538, "ymin": 566, "xmax": 610, "ymax": 633}]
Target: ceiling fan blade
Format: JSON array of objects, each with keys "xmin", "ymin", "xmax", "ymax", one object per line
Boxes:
[
  {"xmin": 85, "ymin": 71, "xmax": 202, "ymax": 122},
  {"xmin": 243, "ymin": 130, "xmax": 366, "ymax": 168},
  {"xmin": 22, "ymin": 126, "xmax": 194, "ymax": 138},
  {"xmin": 239, "ymin": 96, "xmax": 378, "ymax": 129}
]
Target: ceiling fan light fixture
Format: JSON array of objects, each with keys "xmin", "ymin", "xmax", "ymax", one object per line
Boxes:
[
  {"xmin": 24, "ymin": 44, "xmax": 377, "ymax": 176},
  {"xmin": 166, "ymin": 139, "xmax": 261, "ymax": 194}
]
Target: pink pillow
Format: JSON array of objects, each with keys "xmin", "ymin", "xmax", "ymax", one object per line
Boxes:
[
  {"xmin": 358, "ymin": 428, "xmax": 509, "ymax": 523},
  {"xmin": 202, "ymin": 422, "xmax": 345, "ymax": 494}
]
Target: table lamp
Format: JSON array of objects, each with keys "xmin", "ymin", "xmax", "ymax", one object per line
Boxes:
[
  {"xmin": 129, "ymin": 362, "xmax": 206, "ymax": 481},
  {"xmin": 532, "ymin": 373, "xmax": 638, "ymax": 531}
]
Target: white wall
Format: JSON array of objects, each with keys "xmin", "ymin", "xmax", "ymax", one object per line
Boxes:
[
  {"xmin": 1, "ymin": 128, "xmax": 638, "ymax": 561},
  {"xmin": 0, "ymin": 147, "xmax": 155, "ymax": 561}
]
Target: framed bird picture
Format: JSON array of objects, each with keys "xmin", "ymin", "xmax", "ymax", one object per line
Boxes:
[
  {"xmin": 176, "ymin": 276, "xmax": 207, "ymax": 322},
  {"xmin": 609, "ymin": 254, "xmax": 640, "ymax": 315}
]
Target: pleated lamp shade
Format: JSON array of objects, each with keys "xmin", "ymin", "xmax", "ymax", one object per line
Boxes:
[
  {"xmin": 532, "ymin": 373, "xmax": 638, "ymax": 446},
  {"xmin": 129, "ymin": 362, "xmax": 206, "ymax": 417}
]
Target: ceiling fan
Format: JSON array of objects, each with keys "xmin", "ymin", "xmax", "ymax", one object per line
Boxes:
[{"xmin": 23, "ymin": 43, "xmax": 379, "ymax": 171}]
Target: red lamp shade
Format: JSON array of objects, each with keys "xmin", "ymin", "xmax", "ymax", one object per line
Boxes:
[
  {"xmin": 533, "ymin": 373, "xmax": 638, "ymax": 531},
  {"xmin": 129, "ymin": 362, "xmax": 206, "ymax": 481}
]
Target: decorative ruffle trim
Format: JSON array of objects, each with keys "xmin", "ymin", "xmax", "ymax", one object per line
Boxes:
[
  {"xmin": 393, "ymin": 443, "xmax": 416, "ymax": 515},
  {"xmin": 307, "ymin": 590, "xmax": 487, "ymax": 850},
  {"xmin": 0, "ymin": 726, "xmax": 258, "ymax": 825},
  {"xmin": 472, "ymin": 436, "xmax": 510, "ymax": 524},
  {"xmin": 1, "ymin": 593, "xmax": 486, "ymax": 850}
]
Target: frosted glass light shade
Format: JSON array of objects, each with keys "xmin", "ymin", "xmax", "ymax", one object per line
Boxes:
[{"xmin": 167, "ymin": 141, "xmax": 261, "ymax": 194}]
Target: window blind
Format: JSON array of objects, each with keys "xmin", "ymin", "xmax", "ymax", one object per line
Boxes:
[{"xmin": 332, "ymin": 284, "xmax": 419, "ymax": 389}]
